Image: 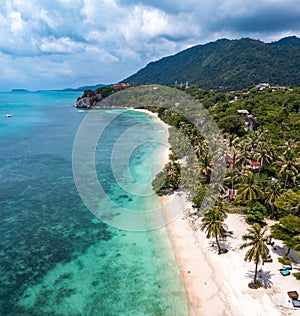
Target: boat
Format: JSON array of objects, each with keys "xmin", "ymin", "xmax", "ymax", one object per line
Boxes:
[{"xmin": 6, "ymin": 113, "xmax": 12, "ymax": 117}]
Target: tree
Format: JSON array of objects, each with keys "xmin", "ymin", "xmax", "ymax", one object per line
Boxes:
[
  {"xmin": 200, "ymin": 200, "xmax": 229, "ymax": 254},
  {"xmin": 246, "ymin": 202, "xmax": 267, "ymax": 226},
  {"xmin": 275, "ymin": 189, "xmax": 300, "ymax": 216},
  {"xmin": 264, "ymin": 181, "xmax": 282, "ymax": 217},
  {"xmin": 198, "ymin": 152, "xmax": 212, "ymax": 184},
  {"xmin": 271, "ymin": 215, "xmax": 300, "ymax": 256},
  {"xmin": 254, "ymin": 142, "xmax": 274, "ymax": 176},
  {"xmin": 224, "ymin": 134, "xmax": 243, "ymax": 190},
  {"xmin": 277, "ymin": 149, "xmax": 299, "ymax": 189},
  {"xmin": 236, "ymin": 170, "xmax": 263, "ymax": 208},
  {"xmin": 240, "ymin": 224, "xmax": 270, "ymax": 288},
  {"xmin": 151, "ymin": 161, "xmax": 181, "ymax": 195},
  {"xmin": 218, "ymin": 115, "xmax": 245, "ymax": 136}
]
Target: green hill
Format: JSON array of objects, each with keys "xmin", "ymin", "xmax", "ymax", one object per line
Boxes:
[{"xmin": 123, "ymin": 36, "xmax": 300, "ymax": 91}]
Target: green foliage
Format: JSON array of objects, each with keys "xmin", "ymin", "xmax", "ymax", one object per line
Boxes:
[
  {"xmin": 292, "ymin": 272, "xmax": 300, "ymax": 280},
  {"xmin": 278, "ymin": 257, "xmax": 292, "ymax": 265},
  {"xmin": 191, "ymin": 185, "xmax": 207, "ymax": 207},
  {"xmin": 245, "ymin": 202, "xmax": 267, "ymax": 226},
  {"xmin": 271, "ymin": 215, "xmax": 300, "ymax": 253},
  {"xmin": 275, "ymin": 189, "xmax": 300, "ymax": 216},
  {"xmin": 218, "ymin": 115, "xmax": 246, "ymax": 136},
  {"xmin": 240, "ymin": 224, "xmax": 270, "ymax": 286},
  {"xmin": 200, "ymin": 200, "xmax": 228, "ymax": 254},
  {"xmin": 124, "ymin": 37, "xmax": 300, "ymax": 91},
  {"xmin": 151, "ymin": 161, "xmax": 181, "ymax": 196}
]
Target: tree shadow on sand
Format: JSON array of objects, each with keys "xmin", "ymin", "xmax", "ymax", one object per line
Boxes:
[
  {"xmin": 270, "ymin": 243, "xmax": 300, "ymax": 265},
  {"xmin": 246, "ymin": 269, "xmax": 274, "ymax": 289},
  {"xmin": 207, "ymin": 237, "xmax": 235, "ymax": 254}
]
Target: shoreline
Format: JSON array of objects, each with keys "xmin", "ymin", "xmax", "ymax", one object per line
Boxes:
[
  {"xmin": 163, "ymin": 193, "xmax": 300, "ymax": 316},
  {"xmin": 136, "ymin": 108, "xmax": 300, "ymax": 315}
]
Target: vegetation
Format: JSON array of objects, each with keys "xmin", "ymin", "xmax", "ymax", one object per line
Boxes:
[
  {"xmin": 271, "ymin": 215, "xmax": 300, "ymax": 256},
  {"xmin": 240, "ymin": 224, "xmax": 270, "ymax": 288},
  {"xmin": 123, "ymin": 36, "xmax": 300, "ymax": 91},
  {"xmin": 293, "ymin": 272, "xmax": 300, "ymax": 280},
  {"xmin": 152, "ymin": 152, "xmax": 181, "ymax": 196},
  {"xmin": 152, "ymin": 85, "xmax": 300, "ymax": 220},
  {"xmin": 200, "ymin": 200, "xmax": 229, "ymax": 254},
  {"xmin": 278, "ymin": 257, "xmax": 292, "ymax": 265}
]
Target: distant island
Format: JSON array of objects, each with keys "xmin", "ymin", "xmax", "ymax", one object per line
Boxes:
[
  {"xmin": 63, "ymin": 83, "xmax": 108, "ymax": 92},
  {"xmin": 11, "ymin": 89, "xmax": 30, "ymax": 93}
]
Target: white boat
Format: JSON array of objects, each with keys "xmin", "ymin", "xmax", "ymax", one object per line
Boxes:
[
  {"xmin": 6, "ymin": 113, "xmax": 12, "ymax": 117},
  {"xmin": 77, "ymin": 109, "xmax": 85, "ymax": 113}
]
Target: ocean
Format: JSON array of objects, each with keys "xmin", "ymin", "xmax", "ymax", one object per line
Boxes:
[{"xmin": 0, "ymin": 91, "xmax": 188, "ymax": 315}]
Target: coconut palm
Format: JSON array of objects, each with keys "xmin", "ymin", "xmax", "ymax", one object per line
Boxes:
[
  {"xmin": 277, "ymin": 149, "xmax": 299, "ymax": 189},
  {"xmin": 200, "ymin": 200, "xmax": 228, "ymax": 254},
  {"xmin": 166, "ymin": 161, "xmax": 181, "ymax": 189},
  {"xmin": 264, "ymin": 181, "xmax": 282, "ymax": 216},
  {"xmin": 279, "ymin": 139, "xmax": 300, "ymax": 154},
  {"xmin": 226, "ymin": 145, "xmax": 244, "ymax": 190},
  {"xmin": 236, "ymin": 170, "xmax": 263, "ymax": 208},
  {"xmin": 198, "ymin": 152, "xmax": 212, "ymax": 184},
  {"xmin": 240, "ymin": 223, "xmax": 270, "ymax": 287},
  {"xmin": 254, "ymin": 142, "xmax": 274, "ymax": 176}
]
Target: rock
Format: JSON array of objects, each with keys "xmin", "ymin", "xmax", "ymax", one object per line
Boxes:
[{"xmin": 76, "ymin": 97, "xmax": 91, "ymax": 108}]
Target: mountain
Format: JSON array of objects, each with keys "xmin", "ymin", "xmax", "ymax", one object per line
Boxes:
[
  {"xmin": 63, "ymin": 83, "xmax": 107, "ymax": 91},
  {"xmin": 123, "ymin": 36, "xmax": 300, "ymax": 91},
  {"xmin": 271, "ymin": 36, "xmax": 300, "ymax": 46}
]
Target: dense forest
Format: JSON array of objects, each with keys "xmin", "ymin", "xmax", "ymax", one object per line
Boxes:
[
  {"xmin": 153, "ymin": 84, "xmax": 300, "ymax": 215},
  {"xmin": 123, "ymin": 36, "xmax": 300, "ymax": 91}
]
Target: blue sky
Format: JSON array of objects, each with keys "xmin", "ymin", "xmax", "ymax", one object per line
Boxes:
[{"xmin": 0, "ymin": 0, "xmax": 299, "ymax": 91}]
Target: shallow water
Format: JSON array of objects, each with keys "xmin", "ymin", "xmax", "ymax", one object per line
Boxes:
[{"xmin": 0, "ymin": 91, "xmax": 188, "ymax": 315}]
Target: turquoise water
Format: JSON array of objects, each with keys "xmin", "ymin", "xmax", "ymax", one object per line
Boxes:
[{"xmin": 0, "ymin": 91, "xmax": 188, "ymax": 315}]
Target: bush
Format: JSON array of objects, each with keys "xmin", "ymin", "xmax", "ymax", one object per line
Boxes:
[
  {"xmin": 293, "ymin": 272, "xmax": 300, "ymax": 280},
  {"xmin": 278, "ymin": 257, "xmax": 292, "ymax": 265},
  {"xmin": 245, "ymin": 202, "xmax": 267, "ymax": 226}
]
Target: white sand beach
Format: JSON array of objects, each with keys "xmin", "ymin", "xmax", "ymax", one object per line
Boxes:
[{"xmin": 163, "ymin": 192, "xmax": 300, "ymax": 316}]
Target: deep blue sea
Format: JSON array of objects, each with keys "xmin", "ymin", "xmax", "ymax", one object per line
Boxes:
[{"xmin": 0, "ymin": 91, "xmax": 188, "ymax": 315}]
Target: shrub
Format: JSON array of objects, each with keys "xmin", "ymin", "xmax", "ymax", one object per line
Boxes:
[
  {"xmin": 246, "ymin": 202, "xmax": 267, "ymax": 226},
  {"xmin": 293, "ymin": 272, "xmax": 300, "ymax": 280},
  {"xmin": 278, "ymin": 257, "xmax": 292, "ymax": 265}
]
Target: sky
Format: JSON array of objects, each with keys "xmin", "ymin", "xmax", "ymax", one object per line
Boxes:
[{"xmin": 0, "ymin": 0, "xmax": 300, "ymax": 91}]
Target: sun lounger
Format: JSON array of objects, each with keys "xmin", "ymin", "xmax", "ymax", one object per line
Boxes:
[
  {"xmin": 283, "ymin": 265, "xmax": 292, "ymax": 270},
  {"xmin": 280, "ymin": 269, "xmax": 290, "ymax": 276},
  {"xmin": 292, "ymin": 299, "xmax": 300, "ymax": 308},
  {"xmin": 288, "ymin": 291, "xmax": 299, "ymax": 299}
]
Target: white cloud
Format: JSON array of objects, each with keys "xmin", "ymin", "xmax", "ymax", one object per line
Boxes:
[
  {"xmin": 0, "ymin": 0, "xmax": 299, "ymax": 90},
  {"xmin": 38, "ymin": 8, "xmax": 58, "ymax": 30},
  {"xmin": 9, "ymin": 11, "xmax": 26, "ymax": 34},
  {"xmin": 40, "ymin": 36, "xmax": 85, "ymax": 54},
  {"xmin": 85, "ymin": 46, "xmax": 119, "ymax": 63}
]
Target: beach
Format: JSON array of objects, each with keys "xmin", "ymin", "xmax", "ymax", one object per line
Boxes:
[
  {"xmin": 134, "ymin": 108, "xmax": 300, "ymax": 316},
  {"xmin": 162, "ymin": 192, "xmax": 300, "ymax": 316}
]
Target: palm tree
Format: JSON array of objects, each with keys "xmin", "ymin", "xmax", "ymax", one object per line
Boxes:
[
  {"xmin": 240, "ymin": 224, "xmax": 270, "ymax": 288},
  {"xmin": 236, "ymin": 170, "xmax": 263, "ymax": 208},
  {"xmin": 254, "ymin": 142, "xmax": 274, "ymax": 176},
  {"xmin": 264, "ymin": 181, "xmax": 282, "ymax": 217},
  {"xmin": 166, "ymin": 161, "xmax": 181, "ymax": 189},
  {"xmin": 198, "ymin": 152, "xmax": 212, "ymax": 184},
  {"xmin": 200, "ymin": 200, "xmax": 228, "ymax": 254},
  {"xmin": 277, "ymin": 149, "xmax": 299, "ymax": 189}
]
